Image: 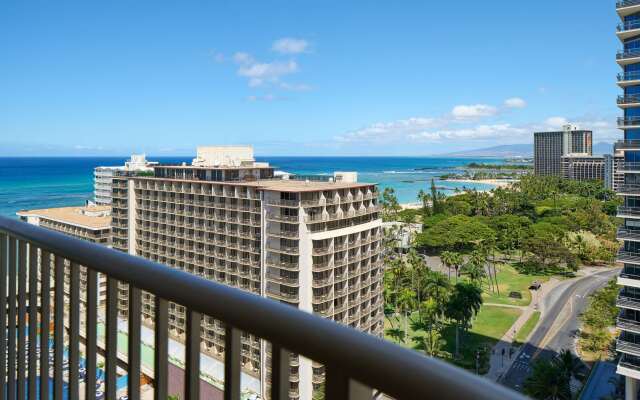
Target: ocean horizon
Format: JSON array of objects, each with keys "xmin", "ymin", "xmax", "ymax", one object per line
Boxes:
[{"xmin": 0, "ymin": 156, "xmax": 508, "ymax": 218}]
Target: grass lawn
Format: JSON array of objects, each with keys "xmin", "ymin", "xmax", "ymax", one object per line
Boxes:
[
  {"xmin": 442, "ymin": 305, "xmax": 521, "ymax": 373},
  {"xmin": 385, "ymin": 305, "xmax": 522, "ymax": 373},
  {"xmin": 514, "ymin": 311, "xmax": 540, "ymax": 345},
  {"xmin": 481, "ymin": 263, "xmax": 549, "ymax": 307}
]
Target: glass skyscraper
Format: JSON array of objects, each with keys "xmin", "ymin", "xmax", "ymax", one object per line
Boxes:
[{"xmin": 616, "ymin": 1, "xmax": 640, "ymax": 398}]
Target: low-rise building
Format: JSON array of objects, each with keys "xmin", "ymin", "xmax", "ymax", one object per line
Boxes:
[
  {"xmin": 17, "ymin": 205, "xmax": 112, "ymax": 245},
  {"xmin": 17, "ymin": 205, "xmax": 112, "ymax": 307},
  {"xmin": 560, "ymin": 155, "xmax": 606, "ymax": 181}
]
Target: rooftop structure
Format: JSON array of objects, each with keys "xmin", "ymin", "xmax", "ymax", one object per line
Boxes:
[
  {"xmin": 94, "ymin": 154, "xmax": 156, "ymax": 205},
  {"xmin": 17, "ymin": 205, "xmax": 111, "ymax": 244},
  {"xmin": 110, "ymin": 146, "xmax": 381, "ymax": 398}
]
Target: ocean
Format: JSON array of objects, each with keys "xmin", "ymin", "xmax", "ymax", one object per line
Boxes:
[{"xmin": 0, "ymin": 156, "xmax": 505, "ymax": 218}]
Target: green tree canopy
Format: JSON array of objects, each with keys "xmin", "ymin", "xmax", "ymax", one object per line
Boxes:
[{"xmin": 416, "ymin": 215, "xmax": 496, "ymax": 251}]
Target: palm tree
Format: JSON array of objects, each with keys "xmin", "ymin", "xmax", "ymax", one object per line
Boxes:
[
  {"xmin": 417, "ymin": 189, "xmax": 431, "ymax": 215},
  {"xmin": 397, "ymin": 287, "xmax": 416, "ymax": 340},
  {"xmin": 422, "ymin": 270, "xmax": 451, "ymax": 317},
  {"xmin": 554, "ymin": 349, "xmax": 582, "ymax": 382},
  {"xmin": 441, "ymin": 251, "xmax": 455, "ymax": 280},
  {"xmin": 445, "ymin": 282, "xmax": 482, "ymax": 357},
  {"xmin": 411, "ymin": 299, "xmax": 445, "ymax": 357},
  {"xmin": 462, "ymin": 251, "xmax": 486, "ymax": 286},
  {"xmin": 385, "ymin": 326, "xmax": 406, "ymax": 344},
  {"xmin": 524, "ymin": 360, "xmax": 571, "ymax": 400},
  {"xmin": 450, "ymin": 252, "xmax": 464, "ymax": 283}
]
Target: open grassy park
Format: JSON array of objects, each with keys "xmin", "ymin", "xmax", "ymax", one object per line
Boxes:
[
  {"xmin": 385, "ymin": 304, "xmax": 522, "ymax": 373},
  {"xmin": 481, "ymin": 263, "xmax": 549, "ymax": 307}
]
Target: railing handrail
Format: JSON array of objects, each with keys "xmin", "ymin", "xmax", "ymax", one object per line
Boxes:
[
  {"xmin": 618, "ymin": 0, "xmax": 640, "ymax": 8},
  {"xmin": 617, "ymin": 48, "xmax": 640, "ymax": 59},
  {"xmin": 0, "ymin": 216, "xmax": 522, "ymax": 400}
]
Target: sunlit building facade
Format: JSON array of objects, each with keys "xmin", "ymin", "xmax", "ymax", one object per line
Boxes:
[{"xmin": 110, "ymin": 146, "xmax": 384, "ymax": 398}]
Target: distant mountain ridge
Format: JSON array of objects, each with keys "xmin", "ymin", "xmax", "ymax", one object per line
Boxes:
[{"xmin": 440, "ymin": 142, "xmax": 614, "ymax": 158}]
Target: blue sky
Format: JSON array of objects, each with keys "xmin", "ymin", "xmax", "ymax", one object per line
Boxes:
[{"xmin": 0, "ymin": 0, "xmax": 622, "ymax": 156}]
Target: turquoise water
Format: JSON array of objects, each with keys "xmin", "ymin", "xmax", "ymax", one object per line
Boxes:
[{"xmin": 0, "ymin": 156, "xmax": 505, "ymax": 218}]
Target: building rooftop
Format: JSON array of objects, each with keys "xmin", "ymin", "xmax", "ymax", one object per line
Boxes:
[
  {"xmin": 135, "ymin": 176, "xmax": 376, "ymax": 192},
  {"xmin": 17, "ymin": 205, "xmax": 111, "ymax": 230}
]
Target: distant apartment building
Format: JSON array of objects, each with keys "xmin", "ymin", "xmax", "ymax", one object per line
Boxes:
[
  {"xmin": 17, "ymin": 205, "xmax": 111, "ymax": 306},
  {"xmin": 560, "ymin": 155, "xmax": 605, "ymax": 181},
  {"xmin": 110, "ymin": 146, "xmax": 383, "ymax": 399},
  {"xmin": 534, "ymin": 125, "xmax": 593, "ymax": 176},
  {"xmin": 605, "ymin": 151, "xmax": 625, "ymax": 191},
  {"xmin": 94, "ymin": 154, "xmax": 156, "ymax": 205}
]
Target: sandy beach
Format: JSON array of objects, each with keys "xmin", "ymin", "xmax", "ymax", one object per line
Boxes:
[{"xmin": 443, "ymin": 178, "xmax": 516, "ymax": 188}]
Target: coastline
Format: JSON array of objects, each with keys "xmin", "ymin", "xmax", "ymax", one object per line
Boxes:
[
  {"xmin": 399, "ymin": 178, "xmax": 518, "ymax": 209},
  {"xmin": 443, "ymin": 178, "xmax": 516, "ymax": 188}
]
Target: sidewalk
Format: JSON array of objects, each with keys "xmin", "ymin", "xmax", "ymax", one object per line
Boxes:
[{"xmin": 484, "ymin": 277, "xmax": 561, "ymax": 381}]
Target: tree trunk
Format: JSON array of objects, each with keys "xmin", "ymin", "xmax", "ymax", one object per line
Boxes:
[
  {"xmin": 455, "ymin": 325, "xmax": 460, "ymax": 358},
  {"xmin": 493, "ymin": 264, "xmax": 500, "ymax": 295},
  {"xmin": 404, "ymin": 311, "xmax": 409, "ymax": 342}
]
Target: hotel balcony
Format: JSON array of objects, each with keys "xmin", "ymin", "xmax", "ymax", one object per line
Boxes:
[
  {"xmin": 617, "ymin": 336, "xmax": 640, "ymax": 357},
  {"xmin": 616, "ymin": 185, "xmax": 640, "ymax": 196},
  {"xmin": 617, "ymin": 49, "xmax": 640, "ymax": 65},
  {"xmin": 618, "ymin": 316, "xmax": 640, "ymax": 334},
  {"xmin": 618, "ymin": 21, "xmax": 640, "ymax": 40},
  {"xmin": 618, "ymin": 94, "xmax": 640, "ymax": 108},
  {"xmin": 616, "ymin": 139, "xmax": 640, "ymax": 151},
  {"xmin": 620, "ymin": 162, "xmax": 640, "ymax": 173},
  {"xmin": 617, "ymin": 249, "xmax": 640, "ymax": 264},
  {"xmin": 618, "ymin": 116, "xmax": 640, "ymax": 128},
  {"xmin": 618, "ymin": 354, "xmax": 640, "ymax": 380},
  {"xmin": 0, "ymin": 216, "xmax": 522, "ymax": 400},
  {"xmin": 618, "ymin": 228, "xmax": 640, "ymax": 241},
  {"xmin": 617, "ymin": 0, "xmax": 640, "ymax": 17},
  {"xmin": 617, "ymin": 71, "xmax": 640, "ymax": 87},
  {"xmin": 618, "ymin": 291, "xmax": 640, "ymax": 311}
]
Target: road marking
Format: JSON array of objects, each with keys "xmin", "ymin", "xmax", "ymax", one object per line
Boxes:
[{"xmin": 530, "ymin": 272, "xmax": 616, "ymax": 360}]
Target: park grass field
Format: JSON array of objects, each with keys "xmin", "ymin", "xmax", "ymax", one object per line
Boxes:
[{"xmin": 482, "ymin": 263, "xmax": 549, "ymax": 307}]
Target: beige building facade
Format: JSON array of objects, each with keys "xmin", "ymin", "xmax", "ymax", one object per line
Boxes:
[{"xmin": 110, "ymin": 146, "xmax": 384, "ymax": 399}]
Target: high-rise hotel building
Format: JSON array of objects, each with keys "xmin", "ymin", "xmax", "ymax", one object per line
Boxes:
[
  {"xmin": 534, "ymin": 125, "xmax": 593, "ymax": 176},
  {"xmin": 616, "ymin": 2, "xmax": 640, "ymax": 398},
  {"xmin": 110, "ymin": 146, "xmax": 384, "ymax": 399}
]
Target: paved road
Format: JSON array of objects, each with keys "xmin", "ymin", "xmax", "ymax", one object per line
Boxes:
[{"xmin": 500, "ymin": 268, "xmax": 620, "ymax": 392}]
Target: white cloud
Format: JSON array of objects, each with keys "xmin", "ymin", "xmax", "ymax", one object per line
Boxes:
[
  {"xmin": 451, "ymin": 104, "xmax": 498, "ymax": 120},
  {"xmin": 228, "ymin": 39, "xmax": 312, "ymax": 90},
  {"xmin": 504, "ymin": 97, "xmax": 527, "ymax": 108},
  {"xmin": 409, "ymin": 124, "xmax": 527, "ymax": 142},
  {"xmin": 235, "ymin": 57, "xmax": 299, "ymax": 87},
  {"xmin": 335, "ymin": 117, "xmax": 442, "ymax": 143},
  {"xmin": 544, "ymin": 116, "xmax": 569, "ymax": 127},
  {"xmin": 279, "ymin": 82, "xmax": 312, "ymax": 91},
  {"xmin": 246, "ymin": 94, "xmax": 279, "ymax": 102},
  {"xmin": 233, "ymin": 52, "xmax": 254, "ymax": 65},
  {"xmin": 272, "ymin": 38, "xmax": 309, "ymax": 54}
]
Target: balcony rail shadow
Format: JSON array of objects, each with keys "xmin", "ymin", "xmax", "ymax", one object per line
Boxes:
[{"xmin": 0, "ymin": 216, "xmax": 523, "ymax": 400}]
